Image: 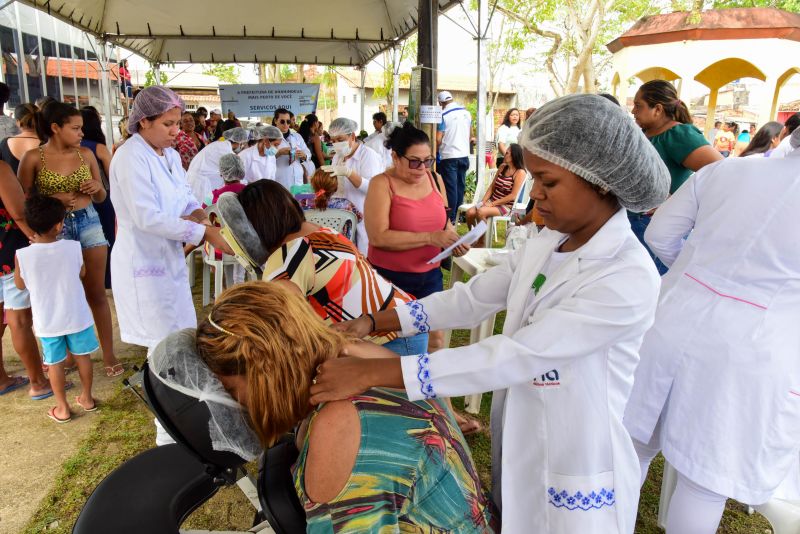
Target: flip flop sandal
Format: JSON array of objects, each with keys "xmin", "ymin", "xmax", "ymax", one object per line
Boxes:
[
  {"xmin": 104, "ymin": 364, "xmax": 125, "ymax": 378},
  {"xmin": 0, "ymin": 376, "xmax": 29, "ymax": 396},
  {"xmin": 47, "ymin": 406, "xmax": 71, "ymax": 424},
  {"xmin": 31, "ymin": 381, "xmax": 74, "ymax": 401},
  {"xmin": 75, "ymin": 396, "xmax": 98, "ymax": 412}
]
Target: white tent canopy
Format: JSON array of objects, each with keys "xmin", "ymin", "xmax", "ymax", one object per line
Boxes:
[{"xmin": 20, "ymin": 0, "xmax": 459, "ymax": 66}]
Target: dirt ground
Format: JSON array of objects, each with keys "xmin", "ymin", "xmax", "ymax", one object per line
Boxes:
[{"xmin": 0, "ymin": 293, "xmax": 143, "ymax": 534}]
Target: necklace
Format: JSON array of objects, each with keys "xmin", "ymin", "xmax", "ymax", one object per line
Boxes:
[{"xmin": 13, "ymin": 135, "xmax": 38, "ymax": 140}]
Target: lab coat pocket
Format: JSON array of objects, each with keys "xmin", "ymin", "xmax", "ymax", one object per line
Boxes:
[
  {"xmin": 132, "ymin": 258, "xmax": 175, "ymax": 330},
  {"xmin": 546, "ymin": 471, "xmax": 617, "ymax": 533}
]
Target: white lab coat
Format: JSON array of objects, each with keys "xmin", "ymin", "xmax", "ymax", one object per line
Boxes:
[
  {"xmin": 274, "ymin": 131, "xmax": 314, "ymax": 190},
  {"xmin": 109, "ymin": 134, "xmax": 206, "ymax": 349},
  {"xmin": 363, "ymin": 131, "xmax": 392, "ymax": 171},
  {"xmin": 332, "ymin": 143, "xmax": 383, "ymax": 255},
  {"xmin": 625, "ymin": 152, "xmax": 800, "ymax": 504},
  {"xmin": 185, "ymin": 139, "xmax": 232, "ymax": 203},
  {"xmin": 238, "ymin": 144, "xmax": 276, "ymax": 184},
  {"xmin": 396, "ymin": 208, "xmax": 661, "ymax": 533}
]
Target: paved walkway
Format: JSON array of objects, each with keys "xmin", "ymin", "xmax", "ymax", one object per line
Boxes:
[{"xmin": 0, "ymin": 292, "xmax": 143, "ymax": 534}]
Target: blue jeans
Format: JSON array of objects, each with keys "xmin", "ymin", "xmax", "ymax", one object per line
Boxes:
[
  {"xmin": 59, "ymin": 204, "xmax": 109, "ymax": 249},
  {"xmin": 438, "ymin": 157, "xmax": 470, "ymax": 223},
  {"xmin": 628, "ymin": 212, "xmax": 667, "ymax": 275},
  {"xmin": 382, "ymin": 333, "xmax": 429, "ymax": 356}
]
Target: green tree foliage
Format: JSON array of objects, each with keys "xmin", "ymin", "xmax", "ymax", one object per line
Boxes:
[
  {"xmin": 203, "ymin": 64, "xmax": 240, "ymax": 84},
  {"xmin": 143, "ymin": 69, "xmax": 168, "ymax": 87},
  {"xmin": 373, "ymin": 36, "xmax": 417, "ymax": 112},
  {"xmin": 496, "ymin": 0, "xmax": 662, "ymax": 95}
]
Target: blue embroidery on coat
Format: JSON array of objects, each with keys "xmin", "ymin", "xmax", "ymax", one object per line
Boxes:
[
  {"xmin": 408, "ymin": 301, "xmax": 430, "ymax": 333},
  {"xmin": 416, "ymin": 353, "xmax": 436, "ymax": 399},
  {"xmin": 548, "ymin": 487, "xmax": 615, "ymax": 511}
]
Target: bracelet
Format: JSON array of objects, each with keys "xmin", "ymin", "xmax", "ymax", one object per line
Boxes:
[{"xmin": 364, "ymin": 313, "xmax": 376, "ymax": 332}]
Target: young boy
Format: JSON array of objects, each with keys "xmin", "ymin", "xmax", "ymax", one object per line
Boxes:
[{"xmin": 15, "ymin": 195, "xmax": 98, "ymax": 423}]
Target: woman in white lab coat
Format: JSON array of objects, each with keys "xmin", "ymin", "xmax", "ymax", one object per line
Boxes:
[
  {"xmin": 238, "ymin": 125, "xmax": 281, "ymax": 184},
  {"xmin": 309, "ymin": 95, "xmax": 670, "ymax": 533},
  {"xmin": 110, "ymin": 87, "xmax": 230, "ymax": 351},
  {"xmin": 624, "ymin": 128, "xmax": 800, "ymax": 534},
  {"xmin": 185, "ymin": 126, "xmax": 250, "ymax": 204},
  {"xmin": 325, "ymin": 117, "xmax": 384, "ymax": 255}
]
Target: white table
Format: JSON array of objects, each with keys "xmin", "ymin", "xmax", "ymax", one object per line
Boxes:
[{"xmin": 443, "ymin": 248, "xmax": 499, "ymax": 414}]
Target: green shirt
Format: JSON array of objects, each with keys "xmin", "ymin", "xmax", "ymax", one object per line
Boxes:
[{"xmin": 649, "ymin": 123, "xmax": 709, "ymax": 194}]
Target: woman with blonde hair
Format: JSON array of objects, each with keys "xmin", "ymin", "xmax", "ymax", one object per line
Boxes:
[{"xmin": 196, "ymin": 281, "xmax": 496, "ymax": 532}]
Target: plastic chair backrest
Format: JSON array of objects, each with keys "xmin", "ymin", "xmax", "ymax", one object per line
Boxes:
[
  {"xmin": 305, "ymin": 209, "xmax": 358, "ymax": 242},
  {"xmin": 203, "ymin": 205, "xmax": 237, "ymax": 263},
  {"xmin": 515, "ymin": 175, "xmax": 533, "ymax": 208},
  {"xmin": 474, "ymin": 169, "xmax": 496, "ymax": 203}
]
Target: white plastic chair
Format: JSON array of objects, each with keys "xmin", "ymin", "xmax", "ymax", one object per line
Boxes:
[
  {"xmin": 486, "ymin": 174, "xmax": 533, "ymax": 247},
  {"xmin": 201, "ymin": 205, "xmax": 243, "ymax": 306},
  {"xmin": 457, "ymin": 169, "xmax": 496, "ymax": 224},
  {"xmin": 304, "ymin": 209, "xmax": 359, "ymax": 245},
  {"xmin": 185, "ymin": 247, "xmax": 200, "ymax": 287}
]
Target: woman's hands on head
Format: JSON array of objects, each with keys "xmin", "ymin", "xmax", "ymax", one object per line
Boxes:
[
  {"xmin": 331, "ymin": 315, "xmax": 374, "ymax": 338},
  {"xmin": 203, "ymin": 225, "xmax": 234, "ymax": 255}
]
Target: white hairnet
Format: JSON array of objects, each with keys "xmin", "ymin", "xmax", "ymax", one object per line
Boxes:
[
  {"xmin": 219, "ymin": 153, "xmax": 245, "ymax": 182},
  {"xmin": 382, "ymin": 121, "xmax": 402, "ymax": 136},
  {"xmin": 127, "ymin": 86, "xmax": 184, "ymax": 134},
  {"xmin": 248, "ymin": 126, "xmax": 264, "ymax": 141},
  {"xmin": 149, "ymin": 329, "xmax": 261, "ymax": 461},
  {"xmin": 223, "ymin": 127, "xmax": 250, "ymax": 144},
  {"xmin": 329, "ymin": 117, "xmax": 358, "ymax": 137},
  {"xmin": 262, "ymin": 125, "xmax": 282, "ymax": 140},
  {"xmin": 791, "ymin": 126, "xmax": 800, "ymax": 149},
  {"xmin": 519, "ymin": 94, "xmax": 670, "ymax": 212}
]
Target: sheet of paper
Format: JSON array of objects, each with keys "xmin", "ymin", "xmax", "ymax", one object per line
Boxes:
[{"xmin": 426, "ymin": 220, "xmax": 487, "ymax": 264}]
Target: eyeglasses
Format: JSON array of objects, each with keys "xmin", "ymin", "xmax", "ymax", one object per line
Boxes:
[
  {"xmin": 277, "ymin": 119, "xmax": 290, "ymax": 125},
  {"xmin": 403, "ymin": 156, "xmax": 435, "ymax": 169}
]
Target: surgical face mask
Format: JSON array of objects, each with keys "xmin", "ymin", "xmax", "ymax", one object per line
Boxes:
[
  {"xmin": 332, "ymin": 140, "xmax": 351, "ymax": 157},
  {"xmin": 232, "ymin": 143, "xmax": 244, "ymax": 154},
  {"xmin": 264, "ymin": 146, "xmax": 278, "ymax": 157}
]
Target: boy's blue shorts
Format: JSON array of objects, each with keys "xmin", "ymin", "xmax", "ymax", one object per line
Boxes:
[{"xmin": 40, "ymin": 325, "xmax": 99, "ymax": 365}]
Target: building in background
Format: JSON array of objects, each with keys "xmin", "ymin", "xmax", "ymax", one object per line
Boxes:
[{"xmin": 1, "ymin": 1, "xmax": 126, "ymax": 116}]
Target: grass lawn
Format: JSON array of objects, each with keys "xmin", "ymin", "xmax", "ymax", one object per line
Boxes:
[{"xmin": 25, "ymin": 223, "xmax": 772, "ymax": 533}]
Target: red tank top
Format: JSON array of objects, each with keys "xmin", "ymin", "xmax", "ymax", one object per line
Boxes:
[{"xmin": 368, "ymin": 172, "xmax": 448, "ymax": 272}]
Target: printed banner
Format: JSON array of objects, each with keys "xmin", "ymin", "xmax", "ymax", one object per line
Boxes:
[{"xmin": 219, "ymin": 83, "xmax": 320, "ymax": 117}]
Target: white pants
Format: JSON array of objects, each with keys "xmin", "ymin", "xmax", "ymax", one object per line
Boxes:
[
  {"xmin": 633, "ymin": 428, "xmax": 727, "ymax": 534},
  {"xmin": 147, "ymin": 346, "xmax": 176, "ymax": 447}
]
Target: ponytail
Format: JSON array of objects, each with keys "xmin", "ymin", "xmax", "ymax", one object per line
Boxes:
[
  {"xmin": 310, "ymin": 169, "xmax": 338, "ymax": 210},
  {"xmin": 35, "ymin": 101, "xmax": 80, "ymax": 142},
  {"xmin": 638, "ymin": 80, "xmax": 693, "ymax": 124}
]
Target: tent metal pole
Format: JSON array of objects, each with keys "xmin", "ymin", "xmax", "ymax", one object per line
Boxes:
[
  {"xmin": 475, "ymin": 0, "xmax": 488, "ymax": 186},
  {"xmin": 359, "ymin": 67, "xmax": 366, "ymax": 132},
  {"xmin": 153, "ymin": 63, "xmax": 162, "ymax": 86},
  {"xmin": 392, "ymin": 46, "xmax": 400, "ymax": 122},
  {"xmin": 96, "ymin": 38, "xmax": 115, "ymax": 145}
]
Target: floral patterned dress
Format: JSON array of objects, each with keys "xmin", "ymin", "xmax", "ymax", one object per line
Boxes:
[
  {"xmin": 172, "ymin": 130, "xmax": 204, "ymax": 170},
  {"xmin": 0, "ymin": 204, "xmax": 28, "ymax": 277},
  {"xmin": 293, "ymin": 387, "xmax": 498, "ymax": 533}
]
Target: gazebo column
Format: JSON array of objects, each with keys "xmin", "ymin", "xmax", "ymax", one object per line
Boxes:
[
  {"xmin": 758, "ymin": 76, "xmax": 779, "ymax": 126},
  {"xmin": 704, "ymin": 87, "xmax": 719, "ymax": 138},
  {"xmin": 617, "ymin": 74, "xmax": 629, "ymax": 109}
]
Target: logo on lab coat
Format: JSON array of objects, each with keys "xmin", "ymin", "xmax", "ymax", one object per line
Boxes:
[{"xmin": 532, "ymin": 369, "xmax": 561, "ymax": 388}]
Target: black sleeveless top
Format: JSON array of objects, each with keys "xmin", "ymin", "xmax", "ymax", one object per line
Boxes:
[{"xmin": 0, "ymin": 137, "xmax": 21, "ymax": 175}]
